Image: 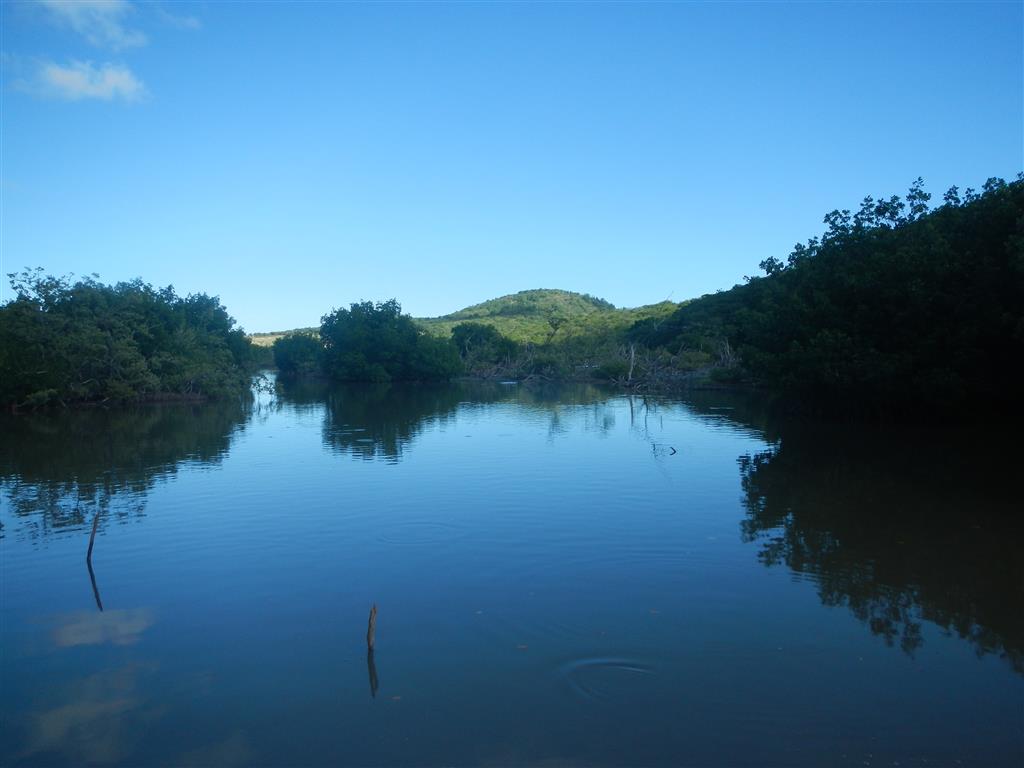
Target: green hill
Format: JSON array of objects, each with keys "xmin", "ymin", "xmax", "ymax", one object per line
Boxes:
[
  {"xmin": 414, "ymin": 289, "xmax": 679, "ymax": 344},
  {"xmin": 251, "ymin": 290, "xmax": 679, "ymax": 346}
]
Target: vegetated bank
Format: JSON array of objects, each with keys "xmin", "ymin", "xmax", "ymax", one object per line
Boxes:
[
  {"xmin": 271, "ymin": 289, "xmax": 680, "ymax": 384},
  {"xmin": 272, "ymin": 174, "xmax": 1023, "ymax": 416},
  {"xmin": 631, "ymin": 175, "xmax": 1023, "ymax": 414},
  {"xmin": 9, "ymin": 174, "xmax": 1014, "ymax": 415},
  {"xmin": 0, "ymin": 270, "xmax": 265, "ymax": 409}
]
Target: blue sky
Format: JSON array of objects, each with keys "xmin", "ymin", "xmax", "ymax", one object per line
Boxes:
[{"xmin": 2, "ymin": 1, "xmax": 1021, "ymax": 332}]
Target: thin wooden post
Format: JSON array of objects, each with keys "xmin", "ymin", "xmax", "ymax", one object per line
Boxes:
[{"xmin": 366, "ymin": 604, "xmax": 378, "ymax": 650}]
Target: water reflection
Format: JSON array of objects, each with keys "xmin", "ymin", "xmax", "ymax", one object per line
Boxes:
[
  {"xmin": 17, "ymin": 663, "xmax": 161, "ymax": 765},
  {"xmin": 274, "ymin": 379, "xmax": 618, "ymax": 462},
  {"xmin": 270, "ymin": 382, "xmax": 1024, "ymax": 675},
  {"xmin": 735, "ymin": 420, "xmax": 1023, "ymax": 672},
  {"xmin": 322, "ymin": 383, "xmax": 466, "ymax": 462},
  {"xmin": 0, "ymin": 399, "xmax": 251, "ymax": 540},
  {"xmin": 173, "ymin": 731, "xmax": 253, "ymax": 768},
  {"xmin": 1, "ymin": 382, "xmax": 1020, "ymax": 765},
  {"xmin": 367, "ymin": 648, "xmax": 380, "ymax": 698},
  {"xmin": 51, "ymin": 609, "xmax": 155, "ymax": 647},
  {"xmin": 87, "ymin": 557, "xmax": 104, "ymax": 612}
]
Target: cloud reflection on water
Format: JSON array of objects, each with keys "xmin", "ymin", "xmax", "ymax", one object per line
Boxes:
[{"xmin": 52, "ymin": 608, "xmax": 155, "ymax": 648}]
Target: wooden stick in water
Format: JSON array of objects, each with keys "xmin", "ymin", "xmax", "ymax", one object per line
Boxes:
[
  {"xmin": 367, "ymin": 604, "xmax": 378, "ymax": 650},
  {"xmin": 86, "ymin": 512, "xmax": 101, "ymax": 563}
]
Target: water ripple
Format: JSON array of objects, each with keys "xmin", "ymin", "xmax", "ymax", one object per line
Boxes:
[{"xmin": 558, "ymin": 656, "xmax": 655, "ymax": 701}]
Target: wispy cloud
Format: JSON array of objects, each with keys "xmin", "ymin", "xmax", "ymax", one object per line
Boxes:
[
  {"xmin": 33, "ymin": 60, "xmax": 146, "ymax": 102},
  {"xmin": 39, "ymin": 0, "xmax": 147, "ymax": 50},
  {"xmin": 154, "ymin": 6, "xmax": 201, "ymax": 31}
]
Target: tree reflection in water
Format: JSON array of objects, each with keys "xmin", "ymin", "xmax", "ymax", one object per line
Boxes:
[
  {"xmin": 274, "ymin": 378, "xmax": 617, "ymax": 463},
  {"xmin": 735, "ymin": 420, "xmax": 1023, "ymax": 672},
  {"xmin": 0, "ymin": 399, "xmax": 252, "ymax": 615},
  {"xmin": 0, "ymin": 400, "xmax": 251, "ymax": 539}
]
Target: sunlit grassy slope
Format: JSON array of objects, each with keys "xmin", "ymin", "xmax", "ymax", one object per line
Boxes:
[
  {"xmin": 250, "ymin": 328, "xmax": 317, "ymax": 347},
  {"xmin": 415, "ymin": 289, "xmax": 679, "ymax": 344}
]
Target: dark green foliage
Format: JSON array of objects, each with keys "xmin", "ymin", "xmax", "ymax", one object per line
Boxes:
[
  {"xmin": 451, "ymin": 322, "xmax": 519, "ymax": 364},
  {"xmin": 249, "ymin": 343, "xmax": 275, "ymax": 368},
  {"xmin": 0, "ymin": 270, "xmax": 256, "ymax": 408},
  {"xmin": 636, "ymin": 176, "xmax": 1024, "ymax": 412},
  {"xmin": 580, "ymin": 293, "xmax": 616, "ymax": 310},
  {"xmin": 320, "ymin": 299, "xmax": 462, "ymax": 382},
  {"xmin": 272, "ymin": 332, "xmax": 323, "ymax": 377},
  {"xmin": 525, "ymin": 353, "xmax": 569, "ymax": 378}
]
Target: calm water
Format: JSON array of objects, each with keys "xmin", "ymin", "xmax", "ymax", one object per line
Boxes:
[{"xmin": 1, "ymin": 379, "xmax": 1021, "ymax": 766}]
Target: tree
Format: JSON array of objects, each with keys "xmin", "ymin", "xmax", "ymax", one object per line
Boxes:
[
  {"xmin": 319, "ymin": 299, "xmax": 461, "ymax": 382},
  {"xmin": 272, "ymin": 333, "xmax": 323, "ymax": 377},
  {"xmin": 451, "ymin": 322, "xmax": 518, "ymax": 363}
]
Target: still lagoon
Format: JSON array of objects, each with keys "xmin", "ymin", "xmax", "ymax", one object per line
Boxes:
[{"xmin": 1, "ymin": 379, "xmax": 1021, "ymax": 766}]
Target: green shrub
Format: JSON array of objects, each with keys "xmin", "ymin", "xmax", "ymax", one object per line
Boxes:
[{"xmin": 272, "ymin": 333, "xmax": 323, "ymax": 377}]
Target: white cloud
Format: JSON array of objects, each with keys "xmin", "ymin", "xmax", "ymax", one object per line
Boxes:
[
  {"xmin": 38, "ymin": 0, "xmax": 147, "ymax": 50},
  {"xmin": 35, "ymin": 60, "xmax": 146, "ymax": 101}
]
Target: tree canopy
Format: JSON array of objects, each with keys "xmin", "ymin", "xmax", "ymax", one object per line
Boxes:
[
  {"xmin": 319, "ymin": 299, "xmax": 461, "ymax": 382},
  {"xmin": 631, "ymin": 175, "xmax": 1024, "ymax": 412},
  {"xmin": 0, "ymin": 270, "xmax": 257, "ymax": 408}
]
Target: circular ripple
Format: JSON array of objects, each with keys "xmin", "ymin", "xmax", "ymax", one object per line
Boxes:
[{"xmin": 559, "ymin": 657, "xmax": 655, "ymax": 701}]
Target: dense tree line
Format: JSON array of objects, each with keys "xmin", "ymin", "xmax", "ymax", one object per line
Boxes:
[
  {"xmin": 0, "ymin": 270, "xmax": 258, "ymax": 408},
  {"xmin": 11, "ymin": 174, "xmax": 1016, "ymax": 408},
  {"xmin": 630, "ymin": 175, "xmax": 1024, "ymax": 412}
]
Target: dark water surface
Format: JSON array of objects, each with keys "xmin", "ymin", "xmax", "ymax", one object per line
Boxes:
[{"xmin": 2, "ymin": 379, "xmax": 1021, "ymax": 766}]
